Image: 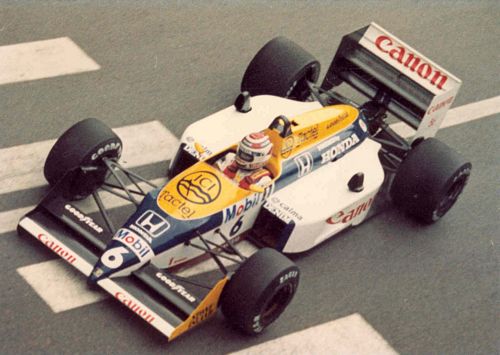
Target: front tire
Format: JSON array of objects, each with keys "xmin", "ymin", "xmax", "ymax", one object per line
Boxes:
[
  {"xmin": 390, "ymin": 138, "xmax": 471, "ymax": 223},
  {"xmin": 44, "ymin": 118, "xmax": 122, "ymax": 199},
  {"xmin": 241, "ymin": 37, "xmax": 320, "ymax": 101},
  {"xmin": 220, "ymin": 248, "xmax": 299, "ymax": 335}
]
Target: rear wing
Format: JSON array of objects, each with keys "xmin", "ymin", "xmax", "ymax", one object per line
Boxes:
[{"xmin": 321, "ymin": 22, "xmax": 461, "ymax": 139}]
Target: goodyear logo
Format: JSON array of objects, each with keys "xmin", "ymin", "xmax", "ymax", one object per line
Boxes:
[{"xmin": 176, "ymin": 171, "xmax": 221, "ymax": 205}]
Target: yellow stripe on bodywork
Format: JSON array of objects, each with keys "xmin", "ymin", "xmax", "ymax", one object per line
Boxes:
[
  {"xmin": 169, "ymin": 277, "xmax": 229, "ymax": 340},
  {"xmin": 265, "ymin": 104, "xmax": 359, "ymax": 174},
  {"xmin": 287, "ymin": 105, "xmax": 359, "ymax": 155}
]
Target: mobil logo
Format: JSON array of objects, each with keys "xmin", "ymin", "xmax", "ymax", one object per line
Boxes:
[
  {"xmin": 223, "ymin": 185, "xmax": 273, "ymax": 223},
  {"xmin": 113, "ymin": 228, "xmax": 153, "ymax": 261}
]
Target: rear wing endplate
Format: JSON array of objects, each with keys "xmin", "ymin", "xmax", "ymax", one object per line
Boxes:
[{"xmin": 321, "ymin": 22, "xmax": 461, "ymax": 139}]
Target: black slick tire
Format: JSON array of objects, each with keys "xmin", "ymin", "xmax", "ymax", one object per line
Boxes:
[
  {"xmin": 44, "ymin": 118, "xmax": 122, "ymax": 199},
  {"xmin": 220, "ymin": 248, "xmax": 299, "ymax": 335},
  {"xmin": 391, "ymin": 138, "xmax": 471, "ymax": 223},
  {"xmin": 241, "ymin": 37, "xmax": 320, "ymax": 101}
]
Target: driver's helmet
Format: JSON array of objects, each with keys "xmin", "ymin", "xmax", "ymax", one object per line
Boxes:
[{"xmin": 236, "ymin": 132, "xmax": 273, "ymax": 170}]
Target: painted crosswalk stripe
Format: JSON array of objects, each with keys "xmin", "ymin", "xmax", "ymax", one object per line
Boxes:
[
  {"xmin": 0, "ymin": 120, "xmax": 178, "ymax": 195},
  {"xmin": 0, "ymin": 37, "xmax": 100, "ymax": 85},
  {"xmin": 17, "ymin": 259, "xmax": 107, "ymax": 313},
  {"xmin": 390, "ymin": 95, "xmax": 500, "ymax": 138},
  {"xmin": 228, "ymin": 313, "xmax": 398, "ymax": 355}
]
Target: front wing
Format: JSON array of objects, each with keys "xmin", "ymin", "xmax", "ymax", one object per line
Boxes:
[{"xmin": 17, "ymin": 193, "xmax": 228, "ymax": 341}]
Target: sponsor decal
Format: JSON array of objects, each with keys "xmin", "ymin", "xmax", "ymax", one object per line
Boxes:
[
  {"xmin": 427, "ymin": 96, "xmax": 454, "ymax": 114},
  {"xmin": 223, "ymin": 185, "xmax": 273, "ymax": 223},
  {"xmin": 38, "ymin": 233, "xmax": 77, "ymax": 264},
  {"xmin": 294, "ymin": 152, "xmax": 314, "ymax": 177},
  {"xmin": 320, "ymin": 133, "xmax": 360, "ymax": 164},
  {"xmin": 296, "ymin": 125, "xmax": 319, "ymax": 146},
  {"xmin": 326, "ymin": 197, "xmax": 374, "ymax": 224},
  {"xmin": 280, "ymin": 136, "xmax": 295, "ymax": 159},
  {"xmin": 155, "ymin": 272, "xmax": 196, "ymax": 303},
  {"xmin": 64, "ymin": 204, "xmax": 103, "ymax": 234},
  {"xmin": 115, "ymin": 291, "xmax": 156, "ymax": 323},
  {"xmin": 374, "ymin": 35, "xmax": 448, "ymax": 90},
  {"xmin": 113, "ymin": 228, "xmax": 153, "ymax": 261},
  {"xmin": 325, "ymin": 112, "xmax": 348, "ymax": 130},
  {"xmin": 129, "ymin": 224, "xmax": 152, "ymax": 242},
  {"xmin": 176, "ymin": 171, "xmax": 221, "ymax": 204},
  {"xmin": 265, "ymin": 197, "xmax": 303, "ymax": 224},
  {"xmin": 135, "ymin": 210, "xmax": 170, "ymax": 240},
  {"xmin": 359, "ymin": 118, "xmax": 368, "ymax": 132},
  {"xmin": 158, "ymin": 189, "xmax": 196, "ymax": 219},
  {"xmin": 183, "ymin": 140, "xmax": 212, "ymax": 160},
  {"xmin": 252, "ymin": 315, "xmax": 264, "ymax": 332},
  {"xmin": 317, "ymin": 135, "xmax": 340, "ymax": 151},
  {"xmin": 279, "ymin": 270, "xmax": 299, "ymax": 284},
  {"xmin": 91, "ymin": 141, "xmax": 122, "ymax": 160},
  {"xmin": 427, "ymin": 117, "xmax": 437, "ymax": 128},
  {"xmin": 189, "ymin": 304, "xmax": 216, "ymax": 328}
]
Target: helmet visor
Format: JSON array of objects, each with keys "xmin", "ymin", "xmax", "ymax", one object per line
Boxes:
[{"xmin": 237, "ymin": 149, "xmax": 254, "ymax": 162}]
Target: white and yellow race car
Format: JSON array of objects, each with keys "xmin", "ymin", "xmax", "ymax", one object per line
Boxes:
[{"xmin": 18, "ymin": 23, "xmax": 470, "ymax": 341}]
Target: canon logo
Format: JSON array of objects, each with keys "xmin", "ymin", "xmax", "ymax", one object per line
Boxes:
[
  {"xmin": 326, "ymin": 197, "xmax": 374, "ymax": 225},
  {"xmin": 115, "ymin": 292, "xmax": 155, "ymax": 323},
  {"xmin": 375, "ymin": 35, "xmax": 448, "ymax": 90},
  {"xmin": 38, "ymin": 233, "xmax": 76, "ymax": 264}
]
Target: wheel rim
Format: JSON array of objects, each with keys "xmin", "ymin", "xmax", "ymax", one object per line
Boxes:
[
  {"xmin": 434, "ymin": 175, "xmax": 468, "ymax": 219},
  {"xmin": 260, "ymin": 283, "xmax": 295, "ymax": 327}
]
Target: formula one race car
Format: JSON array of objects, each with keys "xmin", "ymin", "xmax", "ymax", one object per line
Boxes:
[{"xmin": 18, "ymin": 23, "xmax": 471, "ymax": 340}]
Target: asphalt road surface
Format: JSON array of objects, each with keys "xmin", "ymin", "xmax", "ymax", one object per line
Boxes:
[{"xmin": 1, "ymin": 1, "xmax": 499, "ymax": 354}]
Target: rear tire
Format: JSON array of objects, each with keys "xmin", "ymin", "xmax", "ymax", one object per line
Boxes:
[
  {"xmin": 390, "ymin": 138, "xmax": 471, "ymax": 223},
  {"xmin": 241, "ymin": 37, "xmax": 320, "ymax": 101},
  {"xmin": 220, "ymin": 248, "xmax": 299, "ymax": 335},
  {"xmin": 44, "ymin": 118, "xmax": 122, "ymax": 199}
]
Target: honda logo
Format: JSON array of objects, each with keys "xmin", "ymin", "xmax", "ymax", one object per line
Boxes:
[{"xmin": 135, "ymin": 210, "xmax": 170, "ymax": 237}]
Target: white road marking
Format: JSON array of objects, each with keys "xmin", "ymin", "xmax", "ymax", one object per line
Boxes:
[
  {"xmin": 228, "ymin": 313, "xmax": 398, "ymax": 355},
  {"xmin": 0, "ymin": 120, "xmax": 178, "ymax": 195},
  {"xmin": 0, "ymin": 37, "xmax": 100, "ymax": 85},
  {"xmin": 0, "ymin": 178, "xmax": 166, "ymax": 236},
  {"xmin": 390, "ymin": 95, "xmax": 500, "ymax": 138},
  {"xmin": 17, "ymin": 259, "xmax": 106, "ymax": 313}
]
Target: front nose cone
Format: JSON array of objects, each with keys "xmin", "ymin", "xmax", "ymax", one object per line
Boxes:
[{"xmin": 88, "ymin": 228, "xmax": 154, "ymax": 284}]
